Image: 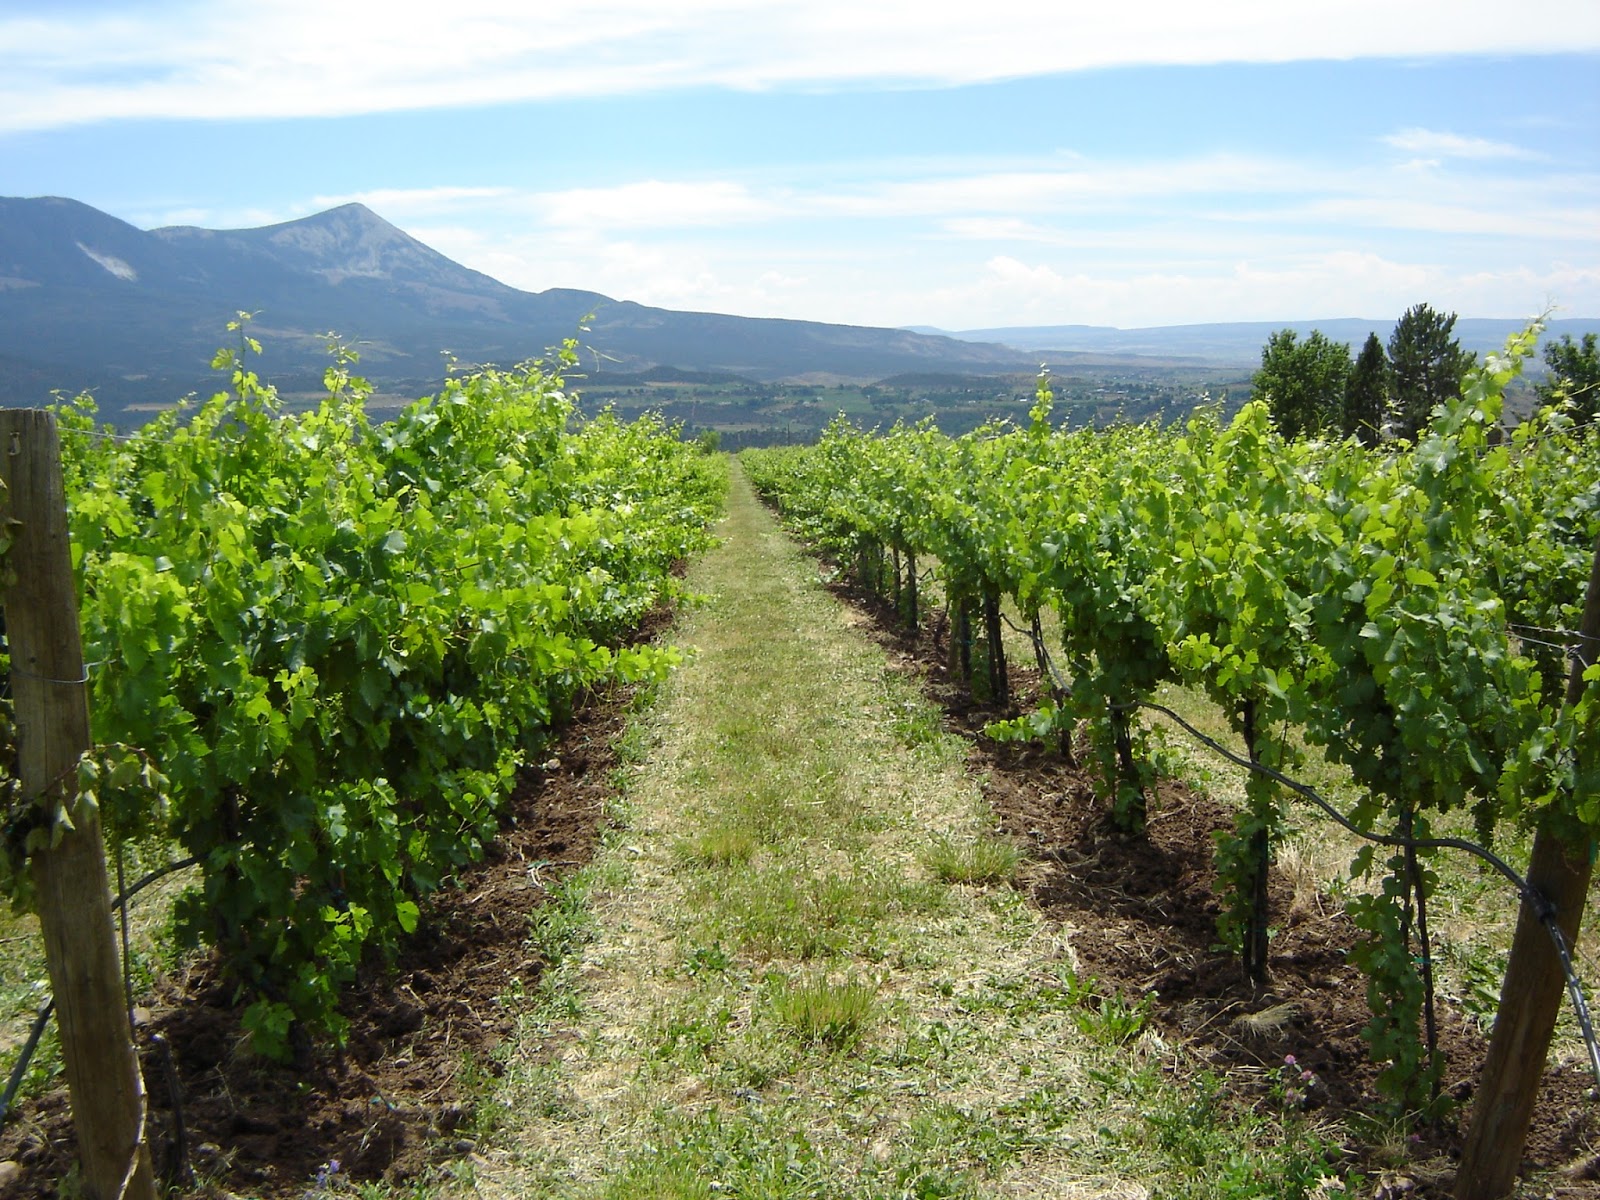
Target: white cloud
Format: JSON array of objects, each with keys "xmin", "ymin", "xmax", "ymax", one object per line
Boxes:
[
  {"xmin": 941, "ymin": 217, "xmax": 1058, "ymax": 243},
  {"xmin": 532, "ymin": 180, "xmax": 775, "ymax": 230},
  {"xmin": 1296, "ymin": 195, "xmax": 1600, "ymax": 241},
  {"xmin": 1383, "ymin": 127, "xmax": 1539, "ymax": 160},
  {"xmin": 982, "ymin": 255, "xmax": 1070, "ymax": 293},
  {"xmin": 501, "ymin": 152, "xmax": 1600, "ymax": 257},
  {"xmin": 483, "ymin": 223, "xmax": 1595, "ymax": 329},
  {"xmin": 507, "ymin": 155, "xmax": 1312, "ymax": 238},
  {"xmin": 811, "ymin": 157, "xmax": 1306, "ymax": 218},
  {"xmin": 757, "ymin": 269, "xmax": 809, "ymax": 289},
  {"xmin": 907, "ymin": 250, "xmax": 1575, "ymax": 330},
  {"xmin": 283, "ymin": 140, "xmax": 1598, "ymax": 328},
  {"xmin": 4, "ymin": 1, "xmax": 1599, "ymax": 131}
]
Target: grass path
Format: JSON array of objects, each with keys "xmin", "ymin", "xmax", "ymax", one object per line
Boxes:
[{"xmin": 450, "ymin": 463, "xmax": 1332, "ymax": 1200}]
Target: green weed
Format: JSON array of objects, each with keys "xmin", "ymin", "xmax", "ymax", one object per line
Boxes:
[
  {"xmin": 602, "ymin": 1163, "xmax": 714, "ymax": 1200},
  {"xmin": 683, "ymin": 941, "xmax": 734, "ymax": 977},
  {"xmin": 526, "ymin": 871, "xmax": 597, "ymax": 964},
  {"xmin": 767, "ymin": 971, "xmax": 878, "ymax": 1050},
  {"xmin": 676, "ymin": 824, "xmax": 758, "ymax": 868},
  {"xmin": 1136, "ymin": 1069, "xmax": 1347, "ymax": 1199},
  {"xmin": 649, "ymin": 994, "xmax": 736, "ymax": 1063},
  {"xmin": 887, "ymin": 695, "xmax": 944, "ymax": 748},
  {"xmin": 921, "ymin": 832, "xmax": 1021, "ymax": 884}
]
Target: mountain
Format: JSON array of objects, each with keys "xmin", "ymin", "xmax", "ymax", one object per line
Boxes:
[
  {"xmin": 9, "ymin": 196, "xmax": 1586, "ymax": 423},
  {"xmin": 924, "ymin": 318, "xmax": 1598, "ymax": 367},
  {"xmin": 0, "ymin": 196, "xmax": 1035, "ymax": 420}
]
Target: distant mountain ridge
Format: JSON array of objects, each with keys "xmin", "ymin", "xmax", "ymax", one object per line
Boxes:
[
  {"xmin": 0, "ymin": 196, "xmax": 1036, "ymax": 419},
  {"xmin": 916, "ymin": 318, "xmax": 1598, "ymax": 367}
]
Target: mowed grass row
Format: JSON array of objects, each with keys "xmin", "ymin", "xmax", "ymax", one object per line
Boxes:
[{"xmin": 447, "ymin": 460, "xmax": 1341, "ymax": 1200}]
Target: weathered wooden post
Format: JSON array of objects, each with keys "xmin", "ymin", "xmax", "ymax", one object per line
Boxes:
[
  {"xmin": 1456, "ymin": 536, "xmax": 1600, "ymax": 1200},
  {"xmin": 0, "ymin": 410, "xmax": 155, "ymax": 1200}
]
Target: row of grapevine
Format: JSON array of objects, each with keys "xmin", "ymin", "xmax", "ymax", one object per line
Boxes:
[
  {"xmin": 744, "ymin": 325, "xmax": 1600, "ymax": 1115},
  {"xmin": 1, "ymin": 334, "xmax": 725, "ymax": 1057}
]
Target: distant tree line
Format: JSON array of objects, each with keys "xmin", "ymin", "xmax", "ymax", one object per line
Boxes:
[{"xmin": 1252, "ymin": 304, "xmax": 1599, "ymax": 444}]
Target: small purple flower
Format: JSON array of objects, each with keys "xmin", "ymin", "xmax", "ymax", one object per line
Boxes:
[{"xmin": 310, "ymin": 1159, "xmax": 342, "ymax": 1195}]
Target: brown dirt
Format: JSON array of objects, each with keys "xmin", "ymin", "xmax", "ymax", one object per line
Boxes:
[
  {"xmin": 836, "ymin": 577, "xmax": 1600, "ymax": 1198},
  {"xmin": 0, "ymin": 682, "xmax": 636, "ymax": 1198}
]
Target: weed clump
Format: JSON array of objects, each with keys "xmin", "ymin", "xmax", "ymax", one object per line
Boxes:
[
  {"xmin": 767, "ymin": 972, "xmax": 878, "ymax": 1049},
  {"xmin": 922, "ymin": 832, "xmax": 1022, "ymax": 884}
]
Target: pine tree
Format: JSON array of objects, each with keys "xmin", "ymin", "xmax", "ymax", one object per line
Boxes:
[
  {"xmin": 1386, "ymin": 303, "xmax": 1474, "ymax": 441},
  {"xmin": 1342, "ymin": 331, "xmax": 1388, "ymax": 446}
]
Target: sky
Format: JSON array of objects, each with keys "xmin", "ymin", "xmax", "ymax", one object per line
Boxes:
[{"xmin": 3, "ymin": 1, "xmax": 1599, "ymax": 332}]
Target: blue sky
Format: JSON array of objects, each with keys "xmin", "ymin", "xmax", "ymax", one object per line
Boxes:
[{"xmin": 3, "ymin": 1, "xmax": 1598, "ymax": 330}]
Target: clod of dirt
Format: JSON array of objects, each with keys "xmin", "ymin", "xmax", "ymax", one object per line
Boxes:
[{"xmin": 1566, "ymin": 1150, "xmax": 1600, "ymax": 1181}]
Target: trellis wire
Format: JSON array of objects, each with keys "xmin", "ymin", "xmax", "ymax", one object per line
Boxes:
[{"xmin": 0, "ymin": 855, "xmax": 200, "ymax": 1125}]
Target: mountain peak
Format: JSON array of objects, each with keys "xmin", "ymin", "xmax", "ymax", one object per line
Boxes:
[
  {"xmin": 269, "ymin": 201, "xmax": 395, "ymax": 238},
  {"xmin": 240, "ymin": 204, "xmax": 426, "ymax": 282},
  {"xmin": 313, "ymin": 201, "xmax": 380, "ymax": 218},
  {"xmin": 149, "ymin": 199, "xmax": 504, "ymax": 293}
]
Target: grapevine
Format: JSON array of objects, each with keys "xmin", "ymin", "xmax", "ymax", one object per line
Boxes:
[{"xmin": 2, "ymin": 333, "xmax": 724, "ymax": 1057}]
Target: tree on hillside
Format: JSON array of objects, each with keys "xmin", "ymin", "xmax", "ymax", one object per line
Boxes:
[
  {"xmin": 1387, "ymin": 303, "xmax": 1475, "ymax": 441},
  {"xmin": 1252, "ymin": 328, "xmax": 1352, "ymax": 441},
  {"xmin": 1534, "ymin": 331, "xmax": 1600, "ymax": 423},
  {"xmin": 1342, "ymin": 332, "xmax": 1388, "ymax": 447}
]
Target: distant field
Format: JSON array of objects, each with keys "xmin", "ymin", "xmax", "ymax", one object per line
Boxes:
[
  {"xmin": 570, "ymin": 363, "xmax": 1255, "ymax": 447},
  {"xmin": 89, "ymin": 348, "xmax": 1545, "ymax": 442}
]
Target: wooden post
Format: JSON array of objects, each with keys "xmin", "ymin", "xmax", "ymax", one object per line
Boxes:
[
  {"xmin": 905, "ymin": 548, "xmax": 918, "ymax": 635},
  {"xmin": 1456, "ymin": 536, "xmax": 1600, "ymax": 1200},
  {"xmin": 983, "ymin": 587, "xmax": 1008, "ymax": 707},
  {"xmin": 0, "ymin": 410, "xmax": 155, "ymax": 1200}
]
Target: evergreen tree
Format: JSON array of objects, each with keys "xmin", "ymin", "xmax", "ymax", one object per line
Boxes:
[
  {"xmin": 1534, "ymin": 332, "xmax": 1600, "ymax": 423},
  {"xmin": 1252, "ymin": 328, "xmax": 1352, "ymax": 440},
  {"xmin": 1342, "ymin": 331, "xmax": 1388, "ymax": 446},
  {"xmin": 1386, "ymin": 303, "xmax": 1474, "ymax": 441}
]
